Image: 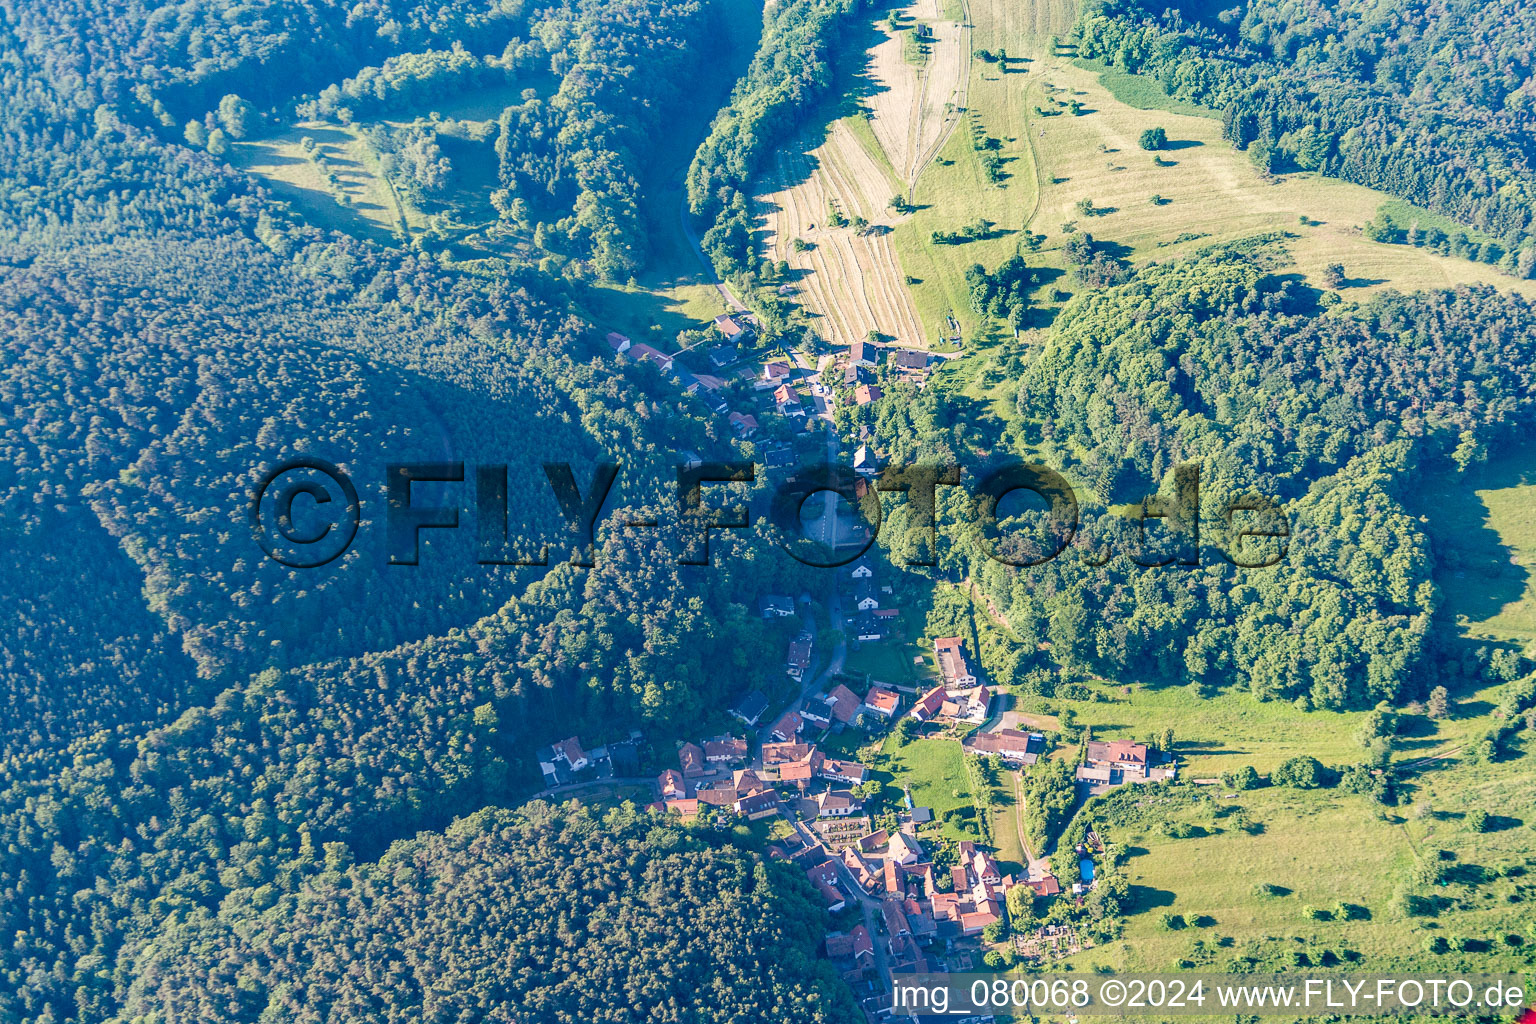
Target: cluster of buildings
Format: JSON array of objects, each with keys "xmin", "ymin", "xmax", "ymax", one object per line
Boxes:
[
  {"xmin": 649, "ymin": 674, "xmax": 911, "ymax": 825},
  {"xmin": 1077, "ymin": 739, "xmax": 1176, "ymax": 793},
  {"xmin": 776, "ymin": 821, "xmax": 1042, "ymax": 1017},
  {"xmin": 845, "ymin": 557, "xmax": 899, "ymax": 644},
  {"xmin": 907, "ymin": 636, "xmax": 992, "ymax": 726},
  {"xmin": 534, "ymin": 732, "xmax": 641, "ymax": 788}
]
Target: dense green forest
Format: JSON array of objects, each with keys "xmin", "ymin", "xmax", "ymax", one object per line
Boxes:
[
  {"xmin": 855, "ymin": 241, "xmax": 1536, "ymax": 709},
  {"xmin": 0, "ymin": 1, "xmax": 832, "ymax": 1016},
  {"xmin": 687, "ymin": 0, "xmax": 862, "ymax": 279},
  {"xmin": 1072, "ymin": 0, "xmax": 1536, "ymax": 269},
  {"xmin": 116, "ymin": 802, "xmax": 857, "ymax": 1023}
]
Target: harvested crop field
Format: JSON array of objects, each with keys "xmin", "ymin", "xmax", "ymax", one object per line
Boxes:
[
  {"xmin": 762, "ymin": 120, "xmax": 930, "ymax": 349},
  {"xmin": 866, "ymin": 0, "xmax": 970, "ymax": 187}
]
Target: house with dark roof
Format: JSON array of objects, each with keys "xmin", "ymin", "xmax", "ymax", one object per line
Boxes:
[
  {"xmin": 709, "ymin": 344, "xmax": 739, "ymax": 367},
  {"xmin": 734, "ymin": 788, "xmax": 780, "ymax": 819},
  {"xmin": 729, "ymin": 689, "xmax": 770, "ymax": 726},
  {"xmin": 758, "ymin": 594, "xmax": 795, "ymax": 618},
  {"xmin": 849, "ymin": 340, "xmax": 876, "ymax": 367},
  {"xmin": 605, "ymin": 331, "xmax": 631, "ymax": 352},
  {"xmin": 817, "ymin": 789, "xmax": 860, "ymax": 817},
  {"xmin": 893, "ymin": 348, "xmax": 928, "ymax": 371},
  {"xmin": 801, "ymin": 696, "xmax": 836, "ymax": 728},
  {"xmin": 852, "ymin": 610, "xmax": 886, "ymax": 642},
  {"xmin": 786, "ymin": 637, "xmax": 813, "ymax": 679},
  {"xmin": 762, "ymin": 444, "xmax": 795, "ymax": 468}
]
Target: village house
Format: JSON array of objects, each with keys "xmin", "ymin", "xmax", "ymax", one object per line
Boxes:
[
  {"xmin": 806, "ymin": 860, "xmax": 848, "ymax": 912},
  {"xmin": 817, "ymin": 789, "xmax": 860, "ymax": 817},
  {"xmin": 826, "ymin": 683, "xmax": 863, "ymax": 725},
  {"xmin": 678, "ymin": 742, "xmax": 706, "ymax": 778},
  {"xmin": 535, "ymin": 735, "xmax": 591, "ymax": 786},
  {"xmin": 777, "ymin": 752, "xmax": 821, "ymax": 789},
  {"xmin": 1077, "ymin": 739, "xmax": 1175, "ymax": 789},
  {"xmin": 656, "ymin": 768, "xmax": 688, "ymax": 800},
  {"xmin": 965, "ymin": 729, "xmax": 1045, "ymax": 764},
  {"xmin": 819, "ymin": 758, "xmax": 867, "ymax": 785},
  {"xmin": 786, "ymin": 637, "xmax": 813, "ymax": 680},
  {"xmin": 959, "ymin": 840, "xmax": 1001, "ymax": 886},
  {"xmin": 1026, "ymin": 874, "xmax": 1062, "ymax": 898},
  {"xmin": 626, "ymin": 342, "xmax": 673, "ymax": 372},
  {"xmin": 848, "ymin": 340, "xmax": 877, "ymax": 368},
  {"xmin": 880, "ymin": 899, "xmax": 912, "ymax": 955},
  {"xmin": 774, "ymin": 383, "xmax": 804, "ymax": 416},
  {"xmin": 909, "ymin": 684, "xmax": 947, "ymax": 722},
  {"xmin": 758, "ymin": 594, "xmax": 795, "ymax": 618},
  {"xmin": 709, "ymin": 344, "xmax": 738, "ymax": 368},
  {"xmin": 769, "ymin": 708, "xmax": 804, "ymax": 742},
  {"xmin": 713, "ymin": 313, "xmax": 749, "ymax": 341},
  {"xmin": 728, "ymin": 411, "xmax": 758, "ymax": 437},
  {"xmin": 605, "ymin": 331, "xmax": 631, "ymax": 353},
  {"xmin": 703, "ymin": 735, "xmax": 748, "ymax": 764},
  {"xmin": 888, "ymin": 830, "xmax": 921, "ymax": 866},
  {"xmin": 734, "ymin": 788, "xmax": 780, "ymax": 820},
  {"xmin": 762, "ymin": 740, "xmax": 813, "ymax": 766},
  {"xmin": 852, "ymin": 444, "xmax": 879, "ymax": 477},
  {"xmin": 729, "ymin": 689, "xmax": 769, "ymax": 726},
  {"xmin": 863, "ymin": 686, "xmax": 900, "ymax": 719},
  {"xmin": 934, "ymin": 635, "xmax": 977, "ymax": 687},
  {"xmin": 841, "ymin": 847, "xmax": 881, "ymax": 892},
  {"xmin": 824, "ymin": 925, "xmax": 876, "ymax": 973},
  {"xmin": 759, "ymin": 361, "xmax": 792, "ymax": 388},
  {"xmin": 893, "ymin": 349, "xmax": 928, "ymax": 372},
  {"xmin": 853, "ymin": 383, "xmax": 883, "ymax": 406}
]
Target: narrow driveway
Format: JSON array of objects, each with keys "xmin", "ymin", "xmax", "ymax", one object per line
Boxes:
[{"xmin": 679, "ymin": 195, "xmax": 747, "ymax": 312}]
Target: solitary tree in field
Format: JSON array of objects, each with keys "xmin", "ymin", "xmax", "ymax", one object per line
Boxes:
[
  {"xmin": 1139, "ymin": 126, "xmax": 1168, "ymax": 150},
  {"xmin": 1321, "ymin": 263, "xmax": 1346, "ymax": 288},
  {"xmin": 1426, "ymin": 685, "xmax": 1450, "ymax": 719},
  {"xmin": 217, "ymin": 94, "xmax": 256, "ymax": 139}
]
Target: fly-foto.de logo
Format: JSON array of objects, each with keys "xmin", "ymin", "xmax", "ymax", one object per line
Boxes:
[{"xmin": 250, "ymin": 457, "xmax": 1289, "ymax": 570}]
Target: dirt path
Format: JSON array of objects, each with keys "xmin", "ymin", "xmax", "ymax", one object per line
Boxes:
[{"xmin": 1012, "ymin": 770, "xmax": 1052, "ymax": 880}]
